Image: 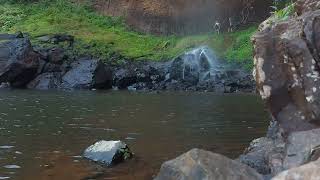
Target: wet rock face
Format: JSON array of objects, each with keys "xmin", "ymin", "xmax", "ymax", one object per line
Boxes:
[
  {"xmin": 252, "ymin": 0, "xmax": 320, "ymax": 134},
  {"xmin": 155, "ymin": 148, "xmax": 263, "ymax": 180},
  {"xmin": 0, "ymin": 34, "xmax": 40, "ymax": 87},
  {"xmin": 165, "ymin": 47, "xmax": 255, "ymax": 92}
]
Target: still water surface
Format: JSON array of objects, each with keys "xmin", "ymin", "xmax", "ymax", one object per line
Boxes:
[{"xmin": 0, "ymin": 90, "xmax": 269, "ymax": 180}]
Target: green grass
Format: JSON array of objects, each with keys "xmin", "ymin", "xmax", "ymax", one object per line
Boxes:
[
  {"xmin": 0, "ymin": 0, "xmax": 256, "ymax": 69},
  {"xmin": 274, "ymin": 2, "xmax": 295, "ymax": 20}
]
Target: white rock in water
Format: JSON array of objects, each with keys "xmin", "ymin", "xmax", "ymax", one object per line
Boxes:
[{"xmin": 83, "ymin": 140, "xmax": 132, "ymax": 166}]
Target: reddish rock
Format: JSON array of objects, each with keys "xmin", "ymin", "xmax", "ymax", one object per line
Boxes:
[{"xmin": 90, "ymin": 0, "xmax": 272, "ymax": 35}]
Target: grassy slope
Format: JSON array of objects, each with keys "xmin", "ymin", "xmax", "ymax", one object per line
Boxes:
[{"xmin": 0, "ymin": 0, "xmax": 257, "ymax": 69}]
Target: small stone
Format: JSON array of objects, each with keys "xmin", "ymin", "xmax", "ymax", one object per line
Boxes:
[{"xmin": 83, "ymin": 140, "xmax": 133, "ymax": 166}]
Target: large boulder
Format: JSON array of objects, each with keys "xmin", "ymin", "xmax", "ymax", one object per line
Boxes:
[
  {"xmin": 272, "ymin": 158, "xmax": 320, "ymax": 180},
  {"xmin": 283, "ymin": 128, "xmax": 320, "ymax": 170},
  {"xmin": 61, "ymin": 58, "xmax": 113, "ymax": 89},
  {"xmin": 252, "ymin": 0, "xmax": 320, "ymax": 134},
  {"xmin": 155, "ymin": 149, "xmax": 263, "ymax": 180},
  {"xmin": 83, "ymin": 140, "xmax": 133, "ymax": 166},
  {"xmin": 0, "ymin": 34, "xmax": 40, "ymax": 87}
]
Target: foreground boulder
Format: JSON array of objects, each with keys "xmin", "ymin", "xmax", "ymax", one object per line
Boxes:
[
  {"xmin": 283, "ymin": 128, "xmax": 320, "ymax": 170},
  {"xmin": 155, "ymin": 149, "xmax": 263, "ymax": 180},
  {"xmin": 61, "ymin": 58, "xmax": 113, "ymax": 89},
  {"xmin": 83, "ymin": 140, "xmax": 133, "ymax": 166},
  {"xmin": 272, "ymin": 158, "xmax": 320, "ymax": 180},
  {"xmin": 0, "ymin": 34, "xmax": 40, "ymax": 87}
]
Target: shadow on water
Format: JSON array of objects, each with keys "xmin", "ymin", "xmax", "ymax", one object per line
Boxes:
[{"xmin": 0, "ymin": 90, "xmax": 269, "ymax": 179}]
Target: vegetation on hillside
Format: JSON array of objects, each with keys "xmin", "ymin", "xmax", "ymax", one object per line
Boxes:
[
  {"xmin": 272, "ymin": 0, "xmax": 294, "ymax": 20},
  {"xmin": 0, "ymin": 0, "xmax": 257, "ymax": 70}
]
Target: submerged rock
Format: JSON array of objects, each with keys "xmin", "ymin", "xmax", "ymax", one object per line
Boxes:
[
  {"xmin": 0, "ymin": 34, "xmax": 40, "ymax": 87},
  {"xmin": 83, "ymin": 140, "xmax": 133, "ymax": 166},
  {"xmin": 155, "ymin": 148, "xmax": 263, "ymax": 180}
]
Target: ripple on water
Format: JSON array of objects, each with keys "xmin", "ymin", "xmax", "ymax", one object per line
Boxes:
[
  {"xmin": 0, "ymin": 146, "xmax": 14, "ymax": 149},
  {"xmin": 125, "ymin": 137, "xmax": 136, "ymax": 140},
  {"xmin": 3, "ymin": 165, "xmax": 21, "ymax": 169},
  {"xmin": 0, "ymin": 177, "xmax": 10, "ymax": 180}
]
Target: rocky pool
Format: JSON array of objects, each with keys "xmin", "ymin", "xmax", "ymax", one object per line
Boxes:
[{"xmin": 0, "ymin": 90, "xmax": 269, "ymax": 179}]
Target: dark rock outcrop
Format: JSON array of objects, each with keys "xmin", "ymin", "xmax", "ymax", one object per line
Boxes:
[
  {"xmin": 155, "ymin": 148, "xmax": 263, "ymax": 180},
  {"xmin": 61, "ymin": 58, "xmax": 113, "ymax": 89},
  {"xmin": 0, "ymin": 34, "xmax": 40, "ymax": 87},
  {"xmin": 0, "ymin": 33, "xmax": 114, "ymax": 90},
  {"xmin": 0, "ymin": 33, "xmax": 253, "ymax": 92}
]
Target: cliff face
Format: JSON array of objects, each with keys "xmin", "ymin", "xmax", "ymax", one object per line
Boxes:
[{"xmin": 91, "ymin": 0, "xmax": 272, "ymax": 35}]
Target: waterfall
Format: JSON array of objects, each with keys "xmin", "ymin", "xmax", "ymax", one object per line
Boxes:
[{"xmin": 178, "ymin": 46, "xmax": 220, "ymax": 82}]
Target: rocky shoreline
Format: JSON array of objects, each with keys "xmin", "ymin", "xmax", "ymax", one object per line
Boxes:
[{"xmin": 0, "ymin": 33, "xmax": 254, "ymax": 93}]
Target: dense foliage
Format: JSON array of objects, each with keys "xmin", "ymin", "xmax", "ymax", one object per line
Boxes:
[{"xmin": 0, "ymin": 0, "xmax": 256, "ymax": 70}]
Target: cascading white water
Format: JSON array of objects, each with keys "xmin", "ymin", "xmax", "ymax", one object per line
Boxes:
[{"xmin": 179, "ymin": 46, "xmax": 221, "ymax": 82}]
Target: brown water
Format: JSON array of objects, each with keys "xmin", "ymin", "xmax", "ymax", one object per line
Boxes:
[{"xmin": 0, "ymin": 90, "xmax": 269, "ymax": 180}]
